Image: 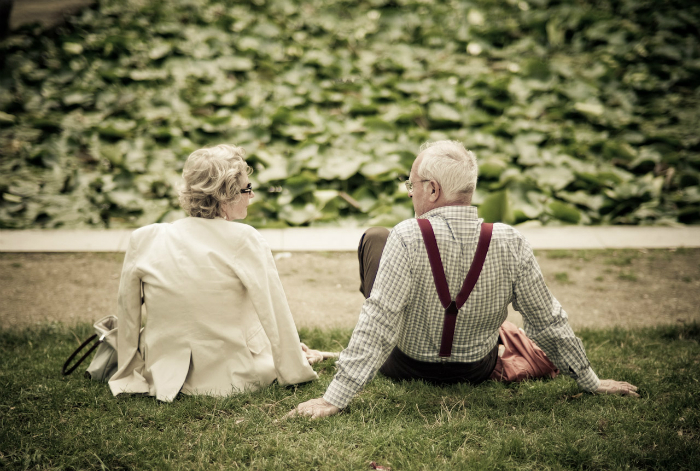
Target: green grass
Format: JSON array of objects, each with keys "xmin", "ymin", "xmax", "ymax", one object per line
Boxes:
[
  {"xmin": 603, "ymin": 250, "xmax": 642, "ymax": 267},
  {"xmin": 605, "ymin": 257, "xmax": 634, "ymax": 267},
  {"xmin": 544, "ymin": 250, "xmax": 574, "ymax": 260},
  {"xmin": 553, "ymin": 272, "xmax": 572, "ymax": 284},
  {"xmin": 2, "ymin": 324, "xmax": 699, "ymax": 470},
  {"xmin": 618, "ymin": 271, "xmax": 639, "ymax": 282}
]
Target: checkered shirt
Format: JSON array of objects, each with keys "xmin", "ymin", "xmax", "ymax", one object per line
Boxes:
[{"xmin": 324, "ymin": 206, "xmax": 600, "ymax": 409}]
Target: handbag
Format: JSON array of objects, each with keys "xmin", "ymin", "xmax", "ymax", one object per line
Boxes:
[{"xmin": 62, "ymin": 315, "xmax": 119, "ymax": 381}]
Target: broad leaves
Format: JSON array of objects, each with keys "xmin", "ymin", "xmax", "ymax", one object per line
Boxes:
[{"xmin": 1, "ymin": 0, "xmax": 698, "ymax": 228}]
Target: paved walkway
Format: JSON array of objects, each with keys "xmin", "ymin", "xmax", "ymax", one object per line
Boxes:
[{"xmin": 1, "ymin": 225, "xmax": 699, "ymax": 252}]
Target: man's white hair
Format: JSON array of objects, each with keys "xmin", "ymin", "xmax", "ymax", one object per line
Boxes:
[{"xmin": 417, "ymin": 140, "xmax": 478, "ymax": 202}]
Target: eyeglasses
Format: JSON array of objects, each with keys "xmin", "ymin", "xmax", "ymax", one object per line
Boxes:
[
  {"xmin": 403, "ymin": 179, "xmax": 430, "ymax": 192},
  {"xmin": 240, "ymin": 183, "xmax": 254, "ymax": 194}
]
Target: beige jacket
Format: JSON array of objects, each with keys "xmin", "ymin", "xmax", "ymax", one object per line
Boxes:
[{"xmin": 108, "ymin": 217, "xmax": 318, "ymax": 402}]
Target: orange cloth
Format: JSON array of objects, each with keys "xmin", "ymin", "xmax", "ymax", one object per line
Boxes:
[{"xmin": 490, "ymin": 321, "xmax": 559, "ymax": 382}]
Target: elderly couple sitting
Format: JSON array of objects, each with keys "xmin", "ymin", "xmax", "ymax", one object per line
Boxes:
[{"xmin": 108, "ymin": 141, "xmax": 638, "ymax": 417}]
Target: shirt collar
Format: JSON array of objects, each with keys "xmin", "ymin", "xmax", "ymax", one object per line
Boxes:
[{"xmin": 418, "ymin": 205, "xmax": 479, "ymax": 221}]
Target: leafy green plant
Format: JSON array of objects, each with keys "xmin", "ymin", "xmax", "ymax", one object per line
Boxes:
[{"xmin": 1, "ymin": 0, "xmax": 699, "ymax": 229}]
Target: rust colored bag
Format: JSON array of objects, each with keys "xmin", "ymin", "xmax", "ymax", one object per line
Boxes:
[{"xmin": 489, "ymin": 321, "xmax": 559, "ymax": 382}]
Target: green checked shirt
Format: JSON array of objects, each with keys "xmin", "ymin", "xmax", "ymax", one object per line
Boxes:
[{"xmin": 324, "ymin": 205, "xmax": 600, "ymax": 409}]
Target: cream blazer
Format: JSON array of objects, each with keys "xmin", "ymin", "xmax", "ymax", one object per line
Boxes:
[{"xmin": 108, "ymin": 217, "xmax": 318, "ymax": 402}]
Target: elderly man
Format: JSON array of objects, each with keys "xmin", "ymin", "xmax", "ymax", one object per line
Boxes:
[{"xmin": 289, "ymin": 140, "xmax": 638, "ymax": 419}]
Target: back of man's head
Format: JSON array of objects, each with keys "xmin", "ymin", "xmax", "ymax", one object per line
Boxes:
[{"xmin": 417, "ymin": 140, "xmax": 478, "ymax": 204}]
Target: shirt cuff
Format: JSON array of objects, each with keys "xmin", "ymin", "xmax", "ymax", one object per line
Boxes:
[
  {"xmin": 575, "ymin": 367, "xmax": 601, "ymax": 392},
  {"xmin": 323, "ymin": 377, "xmax": 359, "ymax": 410}
]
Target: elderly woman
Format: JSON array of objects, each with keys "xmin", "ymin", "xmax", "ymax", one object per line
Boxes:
[{"xmin": 108, "ymin": 144, "xmax": 322, "ymax": 402}]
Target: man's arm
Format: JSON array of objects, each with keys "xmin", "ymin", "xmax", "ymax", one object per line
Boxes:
[
  {"xmin": 512, "ymin": 236, "xmax": 638, "ymax": 397},
  {"xmin": 288, "ymin": 230, "xmax": 413, "ymax": 418}
]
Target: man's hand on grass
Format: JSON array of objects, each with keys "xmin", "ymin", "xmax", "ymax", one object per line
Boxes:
[
  {"xmin": 286, "ymin": 397, "xmax": 340, "ymax": 419},
  {"xmin": 595, "ymin": 379, "xmax": 640, "ymax": 397}
]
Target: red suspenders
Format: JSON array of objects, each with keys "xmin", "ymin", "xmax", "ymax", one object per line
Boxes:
[{"xmin": 417, "ymin": 219, "xmax": 493, "ymax": 357}]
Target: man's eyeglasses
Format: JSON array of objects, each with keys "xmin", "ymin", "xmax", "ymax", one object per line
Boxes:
[
  {"xmin": 240, "ymin": 183, "xmax": 254, "ymax": 194},
  {"xmin": 403, "ymin": 179, "xmax": 429, "ymax": 192}
]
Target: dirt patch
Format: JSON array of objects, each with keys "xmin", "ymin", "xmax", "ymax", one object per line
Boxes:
[
  {"xmin": 529, "ymin": 248, "xmax": 700, "ymax": 329},
  {"xmin": 1, "ymin": 249, "xmax": 699, "ymax": 331}
]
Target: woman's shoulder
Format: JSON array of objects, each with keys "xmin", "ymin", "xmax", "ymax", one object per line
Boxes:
[
  {"xmin": 123, "ymin": 223, "xmax": 170, "ymax": 256},
  {"xmin": 201, "ymin": 218, "xmax": 262, "ymax": 239},
  {"xmin": 230, "ymin": 222, "xmax": 269, "ymax": 251},
  {"xmin": 231, "ymin": 220, "xmax": 261, "ymax": 236},
  {"xmin": 129, "ymin": 222, "xmax": 168, "ymax": 242},
  {"xmin": 181, "ymin": 218, "xmax": 269, "ymax": 251}
]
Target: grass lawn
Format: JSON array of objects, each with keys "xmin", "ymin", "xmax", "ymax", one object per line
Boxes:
[{"xmin": 1, "ymin": 324, "xmax": 698, "ymax": 470}]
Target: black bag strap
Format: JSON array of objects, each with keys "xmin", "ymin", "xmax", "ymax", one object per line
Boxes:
[{"xmin": 62, "ymin": 334, "xmax": 100, "ymax": 376}]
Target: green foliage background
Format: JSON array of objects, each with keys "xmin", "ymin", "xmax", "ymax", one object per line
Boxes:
[{"xmin": 1, "ymin": 0, "xmax": 699, "ymax": 228}]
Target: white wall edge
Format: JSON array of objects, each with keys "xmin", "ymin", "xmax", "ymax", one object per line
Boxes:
[{"xmin": 1, "ymin": 226, "xmax": 699, "ymax": 252}]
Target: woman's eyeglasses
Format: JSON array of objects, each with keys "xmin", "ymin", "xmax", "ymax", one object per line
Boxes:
[{"xmin": 240, "ymin": 183, "xmax": 254, "ymax": 194}]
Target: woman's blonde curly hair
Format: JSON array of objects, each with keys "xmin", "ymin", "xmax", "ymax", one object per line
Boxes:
[{"xmin": 178, "ymin": 144, "xmax": 252, "ymax": 219}]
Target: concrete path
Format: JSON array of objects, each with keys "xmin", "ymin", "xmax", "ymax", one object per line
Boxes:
[{"xmin": 1, "ymin": 225, "xmax": 699, "ymax": 252}]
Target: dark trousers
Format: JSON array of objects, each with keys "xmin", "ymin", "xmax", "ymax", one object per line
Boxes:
[{"xmin": 357, "ymin": 227, "xmax": 498, "ymax": 385}]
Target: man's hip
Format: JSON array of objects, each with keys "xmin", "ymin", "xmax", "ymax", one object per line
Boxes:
[{"xmin": 379, "ymin": 343, "xmax": 498, "ymax": 385}]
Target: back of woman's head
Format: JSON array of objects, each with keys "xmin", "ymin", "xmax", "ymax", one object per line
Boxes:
[{"xmin": 178, "ymin": 144, "xmax": 251, "ymax": 219}]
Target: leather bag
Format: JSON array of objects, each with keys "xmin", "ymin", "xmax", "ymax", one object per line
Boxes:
[{"xmin": 62, "ymin": 315, "xmax": 119, "ymax": 381}]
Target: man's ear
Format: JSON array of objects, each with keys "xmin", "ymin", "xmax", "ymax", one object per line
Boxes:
[{"xmin": 429, "ymin": 181, "xmax": 440, "ymax": 202}]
